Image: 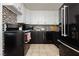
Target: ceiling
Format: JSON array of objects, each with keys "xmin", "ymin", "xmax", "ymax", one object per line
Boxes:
[{"xmin": 24, "ymin": 3, "xmax": 63, "ymax": 10}]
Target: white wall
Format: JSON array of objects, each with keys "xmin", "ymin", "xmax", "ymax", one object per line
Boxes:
[
  {"xmin": 30, "ymin": 10, "xmax": 59, "ymax": 25},
  {"xmin": 0, "ymin": 4, "xmax": 3, "ymax": 56}
]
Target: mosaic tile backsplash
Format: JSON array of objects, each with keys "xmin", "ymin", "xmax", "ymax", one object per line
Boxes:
[{"xmin": 2, "ymin": 6, "xmax": 17, "ymax": 24}]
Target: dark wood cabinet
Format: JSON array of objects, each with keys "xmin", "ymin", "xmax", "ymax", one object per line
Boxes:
[
  {"xmin": 30, "ymin": 31, "xmax": 48, "ymax": 44},
  {"xmin": 30, "ymin": 31, "xmax": 59, "ymax": 44},
  {"xmin": 46, "ymin": 31, "xmax": 59, "ymax": 44}
]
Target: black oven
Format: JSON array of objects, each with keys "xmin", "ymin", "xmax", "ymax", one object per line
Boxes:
[
  {"xmin": 3, "ymin": 24, "xmax": 24, "ymax": 56},
  {"xmin": 3, "ymin": 31, "xmax": 24, "ymax": 56}
]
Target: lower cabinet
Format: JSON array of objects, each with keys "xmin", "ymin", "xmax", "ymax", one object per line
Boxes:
[
  {"xmin": 46, "ymin": 31, "xmax": 59, "ymax": 44},
  {"xmin": 30, "ymin": 31, "xmax": 48, "ymax": 44},
  {"xmin": 30, "ymin": 31, "xmax": 59, "ymax": 44}
]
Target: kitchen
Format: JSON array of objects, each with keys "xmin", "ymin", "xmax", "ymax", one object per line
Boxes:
[{"xmin": 2, "ymin": 3, "xmax": 79, "ymax": 56}]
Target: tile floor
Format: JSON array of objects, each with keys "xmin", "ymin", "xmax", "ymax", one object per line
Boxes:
[{"xmin": 26, "ymin": 44, "xmax": 59, "ymax": 56}]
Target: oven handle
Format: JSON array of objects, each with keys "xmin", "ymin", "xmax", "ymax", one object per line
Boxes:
[{"xmin": 57, "ymin": 39, "xmax": 79, "ymax": 53}]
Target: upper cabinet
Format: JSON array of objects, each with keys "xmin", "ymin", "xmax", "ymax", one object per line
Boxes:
[
  {"xmin": 2, "ymin": 3, "xmax": 61, "ymax": 25},
  {"xmin": 17, "ymin": 15, "xmax": 25, "ymax": 23},
  {"xmin": 30, "ymin": 11, "xmax": 59, "ymax": 25},
  {"xmin": 17, "ymin": 4, "xmax": 31, "ymax": 24},
  {"xmin": 24, "ymin": 9, "xmax": 31, "ymax": 24},
  {"xmin": 2, "ymin": 3, "xmax": 23, "ymax": 15},
  {"xmin": 3, "ymin": 3, "xmax": 31, "ymax": 24}
]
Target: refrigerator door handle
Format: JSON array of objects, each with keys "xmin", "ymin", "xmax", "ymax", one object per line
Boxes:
[
  {"xmin": 61, "ymin": 8, "xmax": 64, "ymax": 36},
  {"xmin": 63, "ymin": 5, "xmax": 68, "ymax": 37}
]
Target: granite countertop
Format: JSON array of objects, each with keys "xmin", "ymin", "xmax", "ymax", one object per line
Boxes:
[{"xmin": 3, "ymin": 30, "xmax": 32, "ymax": 32}]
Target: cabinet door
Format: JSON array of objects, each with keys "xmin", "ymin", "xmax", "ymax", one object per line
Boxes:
[
  {"xmin": 17, "ymin": 15, "xmax": 24, "ymax": 23},
  {"xmin": 31, "ymin": 31, "xmax": 39, "ymax": 44},
  {"xmin": 31, "ymin": 31, "xmax": 47, "ymax": 44},
  {"xmin": 14, "ymin": 3, "xmax": 23, "ymax": 14},
  {"xmin": 38, "ymin": 31, "xmax": 44, "ymax": 44}
]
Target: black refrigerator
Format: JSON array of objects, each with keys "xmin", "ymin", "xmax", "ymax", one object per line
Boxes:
[
  {"xmin": 59, "ymin": 3, "xmax": 79, "ymax": 42},
  {"xmin": 58, "ymin": 3, "xmax": 79, "ymax": 55}
]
